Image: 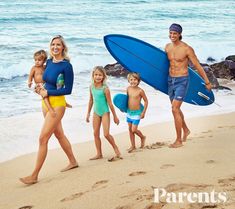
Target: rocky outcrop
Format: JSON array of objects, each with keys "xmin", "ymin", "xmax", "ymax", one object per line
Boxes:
[
  {"xmin": 210, "ymin": 60, "xmax": 235, "ymax": 80},
  {"xmin": 226, "ymin": 55, "xmax": 235, "ymax": 62},
  {"xmin": 104, "ymin": 63, "xmax": 128, "ymax": 77}
]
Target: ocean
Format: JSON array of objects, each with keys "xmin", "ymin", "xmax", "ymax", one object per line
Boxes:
[{"xmin": 0, "ymin": 0, "xmax": 235, "ymax": 162}]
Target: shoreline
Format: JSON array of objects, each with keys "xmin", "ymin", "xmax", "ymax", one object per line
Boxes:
[
  {"xmin": 0, "ymin": 112, "xmax": 235, "ymax": 209},
  {"xmin": 1, "ymin": 87, "xmax": 235, "ymax": 163},
  {"xmin": 0, "ymin": 80, "xmax": 235, "ymax": 163}
]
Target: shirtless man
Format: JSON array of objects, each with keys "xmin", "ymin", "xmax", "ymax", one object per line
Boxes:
[{"xmin": 165, "ymin": 23, "xmax": 212, "ymax": 148}]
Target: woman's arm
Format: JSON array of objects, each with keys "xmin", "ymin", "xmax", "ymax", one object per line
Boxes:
[{"xmin": 47, "ymin": 63, "xmax": 74, "ymax": 96}]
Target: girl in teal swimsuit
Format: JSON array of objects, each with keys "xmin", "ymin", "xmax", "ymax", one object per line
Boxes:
[{"xmin": 86, "ymin": 66, "xmax": 122, "ymax": 161}]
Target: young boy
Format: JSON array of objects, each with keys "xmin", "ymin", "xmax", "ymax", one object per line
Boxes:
[
  {"xmin": 126, "ymin": 72, "xmax": 148, "ymax": 153},
  {"xmin": 28, "ymin": 50, "xmax": 57, "ymax": 117}
]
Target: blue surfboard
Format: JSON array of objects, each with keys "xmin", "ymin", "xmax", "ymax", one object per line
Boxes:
[
  {"xmin": 113, "ymin": 93, "xmax": 144, "ymax": 113},
  {"xmin": 104, "ymin": 34, "xmax": 214, "ymax": 106}
]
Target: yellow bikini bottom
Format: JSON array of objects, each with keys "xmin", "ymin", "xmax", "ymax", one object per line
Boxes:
[{"xmin": 42, "ymin": 95, "xmax": 66, "ymax": 110}]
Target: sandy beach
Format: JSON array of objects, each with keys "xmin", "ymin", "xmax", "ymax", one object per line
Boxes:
[
  {"xmin": 1, "ymin": 0, "xmax": 235, "ymax": 208},
  {"xmin": 1, "ymin": 111, "xmax": 235, "ymax": 209}
]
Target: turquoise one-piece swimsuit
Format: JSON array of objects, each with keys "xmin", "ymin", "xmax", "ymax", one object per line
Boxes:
[{"xmin": 91, "ymin": 84, "xmax": 109, "ymax": 116}]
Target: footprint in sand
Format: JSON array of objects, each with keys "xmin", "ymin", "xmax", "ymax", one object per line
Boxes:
[
  {"xmin": 92, "ymin": 179, "xmax": 109, "ymax": 189},
  {"xmin": 18, "ymin": 206, "xmax": 33, "ymax": 209},
  {"xmin": 144, "ymin": 203, "xmax": 166, "ymax": 209},
  {"xmin": 188, "ymin": 203, "xmax": 218, "ymax": 208},
  {"xmin": 129, "ymin": 171, "xmax": 146, "ymax": 176},
  {"xmin": 136, "ymin": 193, "xmax": 153, "ymax": 201},
  {"xmin": 60, "ymin": 192, "xmax": 86, "ymax": 202},
  {"xmin": 120, "ymin": 188, "xmax": 143, "ymax": 199},
  {"xmin": 163, "ymin": 183, "xmax": 211, "ymax": 193},
  {"xmin": 206, "ymin": 160, "xmax": 215, "ymax": 164},
  {"xmin": 218, "ymin": 176, "xmax": 235, "ymax": 186},
  {"xmin": 115, "ymin": 205, "xmax": 132, "ymax": 209},
  {"xmin": 202, "ymin": 130, "xmax": 212, "ymax": 134},
  {"xmin": 160, "ymin": 164, "xmax": 175, "ymax": 169},
  {"xmin": 145, "ymin": 142, "xmax": 168, "ymax": 150}
]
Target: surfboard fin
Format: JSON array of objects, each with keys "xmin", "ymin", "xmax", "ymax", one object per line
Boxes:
[{"xmin": 197, "ymin": 92, "xmax": 221, "ymax": 107}]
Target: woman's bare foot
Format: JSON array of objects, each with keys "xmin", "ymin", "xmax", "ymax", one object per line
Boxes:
[
  {"xmin": 19, "ymin": 176, "xmax": 38, "ymax": 185},
  {"xmin": 168, "ymin": 140, "xmax": 183, "ymax": 148},
  {"xmin": 182, "ymin": 130, "xmax": 190, "ymax": 142},
  {"xmin": 89, "ymin": 155, "xmax": 103, "ymax": 160},
  {"xmin": 61, "ymin": 162, "xmax": 79, "ymax": 172},
  {"xmin": 140, "ymin": 136, "xmax": 146, "ymax": 148},
  {"xmin": 127, "ymin": 146, "xmax": 136, "ymax": 153}
]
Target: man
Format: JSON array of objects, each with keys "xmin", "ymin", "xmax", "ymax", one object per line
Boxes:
[{"xmin": 165, "ymin": 23, "xmax": 212, "ymax": 148}]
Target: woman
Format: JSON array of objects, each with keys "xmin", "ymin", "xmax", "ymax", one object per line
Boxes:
[{"xmin": 20, "ymin": 35, "xmax": 78, "ymax": 185}]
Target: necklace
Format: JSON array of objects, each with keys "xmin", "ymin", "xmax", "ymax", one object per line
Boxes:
[{"xmin": 53, "ymin": 57, "xmax": 63, "ymax": 63}]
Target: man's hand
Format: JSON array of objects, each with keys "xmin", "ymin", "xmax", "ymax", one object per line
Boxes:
[{"xmin": 205, "ymin": 82, "xmax": 212, "ymax": 91}]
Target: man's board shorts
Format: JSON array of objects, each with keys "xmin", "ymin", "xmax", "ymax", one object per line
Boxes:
[
  {"xmin": 42, "ymin": 95, "xmax": 66, "ymax": 110},
  {"xmin": 126, "ymin": 109, "xmax": 142, "ymax": 125},
  {"xmin": 168, "ymin": 75, "xmax": 189, "ymax": 101}
]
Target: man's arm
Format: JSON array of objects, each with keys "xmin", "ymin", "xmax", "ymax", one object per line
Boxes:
[{"xmin": 187, "ymin": 46, "xmax": 212, "ymax": 90}]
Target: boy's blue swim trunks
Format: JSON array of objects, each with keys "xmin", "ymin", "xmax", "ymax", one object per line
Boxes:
[{"xmin": 126, "ymin": 109, "xmax": 142, "ymax": 125}]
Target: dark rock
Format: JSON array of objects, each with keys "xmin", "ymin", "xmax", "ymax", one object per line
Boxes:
[
  {"xmin": 202, "ymin": 65, "xmax": 219, "ymax": 88},
  {"xmin": 216, "ymin": 85, "xmax": 231, "ymax": 91},
  {"xmin": 225, "ymin": 60, "xmax": 235, "ymax": 70},
  {"xmin": 207, "ymin": 57, "xmax": 216, "ymax": 62},
  {"xmin": 210, "ymin": 61, "xmax": 235, "ymax": 80},
  {"xmin": 225, "ymin": 55, "xmax": 235, "ymax": 62},
  {"xmin": 104, "ymin": 62, "xmax": 129, "ymax": 77},
  {"xmin": 200, "ymin": 63, "xmax": 209, "ymax": 67}
]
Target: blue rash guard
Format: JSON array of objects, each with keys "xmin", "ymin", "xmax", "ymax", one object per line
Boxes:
[{"xmin": 43, "ymin": 59, "xmax": 74, "ymax": 96}]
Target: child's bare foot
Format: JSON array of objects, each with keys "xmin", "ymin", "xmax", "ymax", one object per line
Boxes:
[
  {"xmin": 182, "ymin": 130, "xmax": 190, "ymax": 142},
  {"xmin": 127, "ymin": 146, "xmax": 136, "ymax": 153},
  {"xmin": 140, "ymin": 136, "xmax": 146, "ymax": 148},
  {"xmin": 61, "ymin": 162, "xmax": 79, "ymax": 172},
  {"xmin": 89, "ymin": 155, "xmax": 103, "ymax": 160},
  {"xmin": 168, "ymin": 140, "xmax": 183, "ymax": 148},
  {"xmin": 66, "ymin": 103, "xmax": 72, "ymax": 108},
  {"xmin": 19, "ymin": 176, "xmax": 38, "ymax": 185}
]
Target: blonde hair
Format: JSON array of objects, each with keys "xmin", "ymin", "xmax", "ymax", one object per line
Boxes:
[
  {"xmin": 127, "ymin": 72, "xmax": 141, "ymax": 84},
  {"xmin": 34, "ymin": 49, "xmax": 47, "ymax": 63},
  {"xmin": 92, "ymin": 66, "xmax": 107, "ymax": 84},
  {"xmin": 49, "ymin": 35, "xmax": 70, "ymax": 61}
]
